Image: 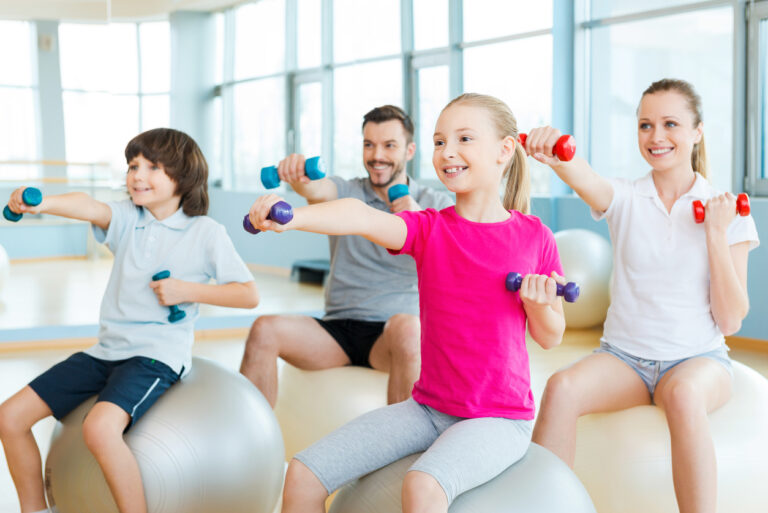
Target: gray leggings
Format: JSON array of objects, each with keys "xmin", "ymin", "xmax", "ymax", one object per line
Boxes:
[{"xmin": 294, "ymin": 398, "xmax": 533, "ymax": 503}]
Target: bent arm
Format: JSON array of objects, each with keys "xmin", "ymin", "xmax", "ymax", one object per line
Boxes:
[
  {"xmin": 183, "ymin": 280, "xmax": 259, "ymax": 309},
  {"xmin": 708, "ymin": 239, "xmax": 750, "ymax": 335},
  {"xmin": 525, "ymin": 300, "xmax": 566, "ymax": 350}
]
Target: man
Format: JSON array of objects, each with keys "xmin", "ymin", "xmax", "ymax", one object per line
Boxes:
[{"xmin": 239, "ymin": 105, "xmax": 453, "ymax": 406}]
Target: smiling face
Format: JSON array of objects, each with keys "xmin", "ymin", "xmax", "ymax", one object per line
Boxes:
[
  {"xmin": 637, "ymin": 90, "xmax": 702, "ymax": 174},
  {"xmin": 432, "ymin": 103, "xmax": 513, "ymax": 194},
  {"xmin": 126, "ymin": 154, "xmax": 180, "ymax": 214},
  {"xmin": 362, "ymin": 119, "xmax": 415, "ymax": 189}
]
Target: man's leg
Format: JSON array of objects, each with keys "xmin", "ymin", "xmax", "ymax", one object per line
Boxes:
[
  {"xmin": 240, "ymin": 315, "xmax": 350, "ymax": 407},
  {"xmin": 369, "ymin": 313, "xmax": 421, "ymax": 404}
]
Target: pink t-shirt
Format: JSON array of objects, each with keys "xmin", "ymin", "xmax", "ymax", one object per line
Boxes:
[{"xmin": 389, "ymin": 206, "xmax": 563, "ymax": 420}]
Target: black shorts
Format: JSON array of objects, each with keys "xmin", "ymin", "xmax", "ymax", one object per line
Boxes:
[
  {"xmin": 29, "ymin": 352, "xmax": 180, "ymax": 428},
  {"xmin": 314, "ymin": 318, "xmax": 386, "ymax": 367}
]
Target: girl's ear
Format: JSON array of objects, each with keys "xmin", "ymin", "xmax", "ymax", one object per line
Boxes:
[
  {"xmin": 693, "ymin": 121, "xmax": 703, "ymax": 144},
  {"xmin": 498, "ymin": 135, "xmax": 516, "ymax": 164}
]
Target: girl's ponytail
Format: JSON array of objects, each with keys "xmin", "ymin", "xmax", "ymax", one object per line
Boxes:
[{"xmin": 503, "ymin": 142, "xmax": 530, "ymax": 214}]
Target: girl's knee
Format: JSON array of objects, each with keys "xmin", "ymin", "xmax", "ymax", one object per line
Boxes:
[
  {"xmin": 402, "ymin": 471, "xmax": 448, "ymax": 510},
  {"xmin": 284, "ymin": 459, "xmax": 328, "ymax": 502}
]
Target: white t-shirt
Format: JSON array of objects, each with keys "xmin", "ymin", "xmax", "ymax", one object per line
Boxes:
[{"xmin": 592, "ymin": 172, "xmax": 760, "ymax": 360}]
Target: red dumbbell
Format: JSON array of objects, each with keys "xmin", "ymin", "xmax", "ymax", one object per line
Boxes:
[
  {"xmin": 692, "ymin": 193, "xmax": 750, "ymax": 223},
  {"xmin": 518, "ymin": 133, "xmax": 576, "ymax": 162}
]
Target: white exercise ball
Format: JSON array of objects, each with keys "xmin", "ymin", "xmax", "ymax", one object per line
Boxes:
[
  {"xmin": 0, "ymin": 244, "xmax": 9, "ymax": 293},
  {"xmin": 574, "ymin": 361, "xmax": 768, "ymax": 513},
  {"xmin": 329, "ymin": 443, "xmax": 596, "ymax": 513},
  {"xmin": 275, "ymin": 363, "xmax": 388, "ymax": 460},
  {"xmin": 554, "ymin": 229, "xmax": 612, "ymax": 329},
  {"xmin": 45, "ymin": 357, "xmax": 285, "ymax": 513}
]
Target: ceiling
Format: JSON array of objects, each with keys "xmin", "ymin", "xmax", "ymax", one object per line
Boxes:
[{"xmin": 0, "ymin": 0, "xmax": 247, "ymax": 22}]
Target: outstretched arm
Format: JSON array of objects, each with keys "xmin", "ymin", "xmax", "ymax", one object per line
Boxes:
[
  {"xmin": 248, "ymin": 194, "xmax": 408, "ymax": 251},
  {"xmin": 7, "ymin": 187, "xmax": 111, "ymax": 229},
  {"xmin": 523, "ymin": 127, "xmax": 614, "ymax": 213}
]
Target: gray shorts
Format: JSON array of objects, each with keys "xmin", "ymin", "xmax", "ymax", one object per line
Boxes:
[
  {"xmin": 594, "ymin": 341, "xmax": 733, "ymax": 398},
  {"xmin": 294, "ymin": 398, "xmax": 533, "ymax": 503}
]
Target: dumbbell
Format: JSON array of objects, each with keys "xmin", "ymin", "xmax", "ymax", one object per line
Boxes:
[
  {"xmin": 243, "ymin": 200, "xmax": 294, "ymax": 234},
  {"xmin": 3, "ymin": 187, "xmax": 42, "ymax": 222},
  {"xmin": 505, "ymin": 271, "xmax": 580, "ymax": 303},
  {"xmin": 387, "ymin": 184, "xmax": 409, "ymax": 202},
  {"xmin": 518, "ymin": 133, "xmax": 576, "ymax": 162},
  {"xmin": 692, "ymin": 193, "xmax": 750, "ymax": 223},
  {"xmin": 151, "ymin": 270, "xmax": 186, "ymax": 323},
  {"xmin": 261, "ymin": 156, "xmax": 326, "ymax": 189}
]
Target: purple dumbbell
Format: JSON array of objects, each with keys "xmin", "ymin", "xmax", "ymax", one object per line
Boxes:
[
  {"xmin": 505, "ymin": 271, "xmax": 580, "ymax": 303},
  {"xmin": 243, "ymin": 200, "xmax": 294, "ymax": 234}
]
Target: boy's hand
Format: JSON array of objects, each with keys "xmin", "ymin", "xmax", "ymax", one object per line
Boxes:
[
  {"xmin": 150, "ymin": 276, "xmax": 189, "ymax": 306},
  {"xmin": 7, "ymin": 187, "xmax": 43, "ymax": 215},
  {"xmin": 247, "ymin": 194, "xmax": 291, "ymax": 233},
  {"xmin": 519, "ymin": 271, "xmax": 565, "ymax": 309}
]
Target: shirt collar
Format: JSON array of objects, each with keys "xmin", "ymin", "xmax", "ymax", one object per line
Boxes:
[
  {"xmin": 635, "ymin": 171, "xmax": 709, "ymax": 200},
  {"xmin": 135, "ymin": 205, "xmax": 194, "ymax": 230}
]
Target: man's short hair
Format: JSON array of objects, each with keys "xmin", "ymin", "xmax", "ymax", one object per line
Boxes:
[{"xmin": 362, "ymin": 105, "xmax": 415, "ymax": 144}]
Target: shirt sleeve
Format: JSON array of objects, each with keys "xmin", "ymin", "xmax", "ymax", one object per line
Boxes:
[
  {"xmin": 537, "ymin": 222, "xmax": 565, "ymax": 277},
  {"xmin": 91, "ymin": 200, "xmax": 138, "ymax": 254},
  {"xmin": 387, "ymin": 209, "xmax": 436, "ymax": 263},
  {"xmin": 205, "ymin": 223, "xmax": 255, "ymax": 284},
  {"xmin": 727, "ymin": 214, "xmax": 760, "ymax": 251},
  {"xmin": 590, "ymin": 177, "xmax": 630, "ymax": 222},
  {"xmin": 329, "ymin": 176, "xmax": 351, "ymax": 199}
]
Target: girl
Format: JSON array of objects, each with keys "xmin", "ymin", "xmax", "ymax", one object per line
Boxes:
[
  {"xmin": 0, "ymin": 128, "xmax": 259, "ymax": 513},
  {"xmin": 248, "ymin": 93, "xmax": 569, "ymax": 513},
  {"xmin": 528, "ymin": 79, "xmax": 759, "ymax": 513}
]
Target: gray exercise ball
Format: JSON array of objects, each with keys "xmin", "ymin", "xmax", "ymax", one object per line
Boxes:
[
  {"xmin": 328, "ymin": 443, "xmax": 596, "ymax": 513},
  {"xmin": 554, "ymin": 229, "xmax": 612, "ymax": 329},
  {"xmin": 44, "ymin": 357, "xmax": 284, "ymax": 513}
]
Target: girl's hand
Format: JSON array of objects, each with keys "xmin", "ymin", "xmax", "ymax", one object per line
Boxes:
[
  {"xmin": 247, "ymin": 194, "xmax": 292, "ymax": 233},
  {"xmin": 703, "ymin": 193, "xmax": 736, "ymax": 235},
  {"xmin": 150, "ymin": 276, "xmax": 189, "ymax": 306},
  {"xmin": 521, "ymin": 126, "xmax": 564, "ymax": 167},
  {"xmin": 7, "ymin": 187, "xmax": 43, "ymax": 215},
  {"xmin": 278, "ymin": 154, "xmax": 311, "ymax": 185},
  {"xmin": 519, "ymin": 271, "xmax": 565, "ymax": 309}
]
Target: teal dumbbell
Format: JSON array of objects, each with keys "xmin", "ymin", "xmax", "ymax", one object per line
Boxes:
[
  {"xmin": 261, "ymin": 156, "xmax": 326, "ymax": 189},
  {"xmin": 387, "ymin": 184, "xmax": 409, "ymax": 202},
  {"xmin": 3, "ymin": 187, "xmax": 42, "ymax": 222},
  {"xmin": 151, "ymin": 270, "xmax": 186, "ymax": 323}
]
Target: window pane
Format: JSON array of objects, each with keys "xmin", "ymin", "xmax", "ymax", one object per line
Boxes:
[
  {"xmin": 235, "ymin": 0, "xmax": 285, "ymax": 79},
  {"xmin": 334, "ymin": 0, "xmax": 400, "ymax": 62},
  {"xmin": 414, "ymin": 0, "xmax": 448, "ymax": 50},
  {"xmin": 209, "ymin": 95, "xmax": 224, "ymax": 185},
  {"xmin": 63, "ymin": 92, "xmax": 139, "ymax": 169},
  {"xmin": 139, "ymin": 22, "xmax": 170, "ymax": 93},
  {"xmin": 761, "ymin": 18, "xmax": 768, "ymax": 180},
  {"xmin": 297, "ymin": 82, "xmax": 323, "ymax": 156},
  {"xmin": 589, "ymin": 8, "xmax": 733, "ymax": 192},
  {"xmin": 141, "ymin": 95, "xmax": 169, "ymax": 131},
  {"xmin": 464, "ymin": 36, "xmax": 553, "ymax": 194},
  {"xmin": 0, "ymin": 21, "xmax": 34, "ymax": 86},
  {"xmin": 233, "ymin": 78, "xmax": 286, "ymax": 189},
  {"xmin": 463, "ymin": 0, "xmax": 552, "ymax": 42},
  {"xmin": 59, "ymin": 23, "xmax": 138, "ymax": 93},
  {"xmin": 591, "ymin": 0, "xmax": 704, "ymax": 19},
  {"xmin": 298, "ymin": 0, "xmax": 322, "ymax": 68},
  {"xmin": 334, "ymin": 60, "xmax": 402, "ymax": 179},
  {"xmin": 416, "ymin": 66, "xmax": 450, "ymax": 179},
  {"xmin": 0, "ymin": 89, "xmax": 37, "ymax": 160},
  {"xmin": 214, "ymin": 13, "xmax": 225, "ymax": 84}
]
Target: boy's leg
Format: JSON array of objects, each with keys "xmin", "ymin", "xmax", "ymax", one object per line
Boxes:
[
  {"xmin": 82, "ymin": 401, "xmax": 144, "ymax": 513},
  {"xmin": 283, "ymin": 398, "xmax": 438, "ymax": 513},
  {"xmin": 404, "ymin": 415, "xmax": 533, "ymax": 511},
  {"xmin": 0, "ymin": 386, "xmax": 53, "ymax": 513}
]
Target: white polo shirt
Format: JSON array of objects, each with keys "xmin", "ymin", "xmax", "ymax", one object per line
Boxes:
[
  {"xmin": 592, "ymin": 172, "xmax": 759, "ymax": 360},
  {"xmin": 86, "ymin": 200, "xmax": 254, "ymax": 375}
]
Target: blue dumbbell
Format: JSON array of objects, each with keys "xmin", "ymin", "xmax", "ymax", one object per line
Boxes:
[
  {"xmin": 387, "ymin": 184, "xmax": 409, "ymax": 202},
  {"xmin": 261, "ymin": 156, "xmax": 326, "ymax": 189},
  {"xmin": 243, "ymin": 200, "xmax": 294, "ymax": 234},
  {"xmin": 505, "ymin": 271, "xmax": 580, "ymax": 303},
  {"xmin": 3, "ymin": 187, "xmax": 42, "ymax": 222},
  {"xmin": 151, "ymin": 270, "xmax": 186, "ymax": 323}
]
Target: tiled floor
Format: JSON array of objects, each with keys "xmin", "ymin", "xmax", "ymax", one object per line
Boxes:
[{"xmin": 0, "ymin": 258, "xmax": 766, "ymax": 512}]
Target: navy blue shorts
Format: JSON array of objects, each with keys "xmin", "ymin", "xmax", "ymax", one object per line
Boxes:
[
  {"xmin": 314, "ymin": 318, "xmax": 385, "ymax": 367},
  {"xmin": 29, "ymin": 352, "xmax": 180, "ymax": 428}
]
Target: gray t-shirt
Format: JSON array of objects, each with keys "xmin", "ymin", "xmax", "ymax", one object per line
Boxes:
[{"xmin": 324, "ymin": 176, "xmax": 453, "ymax": 322}]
